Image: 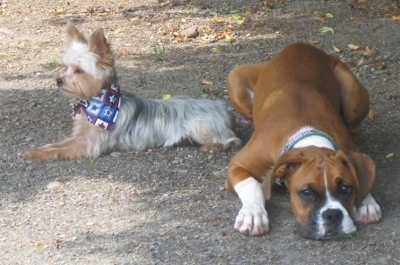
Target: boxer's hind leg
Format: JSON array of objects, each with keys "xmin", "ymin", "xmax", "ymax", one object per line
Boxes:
[
  {"xmin": 227, "ymin": 63, "xmax": 267, "ymax": 120},
  {"xmin": 333, "ymin": 61, "xmax": 370, "ymax": 142}
]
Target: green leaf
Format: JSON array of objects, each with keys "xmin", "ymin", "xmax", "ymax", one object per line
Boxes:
[
  {"xmin": 200, "ymin": 93, "xmax": 209, "ymax": 99},
  {"xmin": 211, "ymin": 46, "xmax": 225, "ymax": 53},
  {"xmin": 231, "ymin": 14, "xmax": 242, "ymax": 20},
  {"xmin": 319, "ymin": 26, "xmax": 334, "ymax": 34},
  {"xmin": 17, "ymin": 41, "xmax": 25, "ymax": 49},
  {"xmin": 325, "ymin": 13, "xmax": 334, "ymax": 18}
]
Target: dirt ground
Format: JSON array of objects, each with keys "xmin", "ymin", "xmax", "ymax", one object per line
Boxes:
[{"xmin": 1, "ymin": 0, "xmax": 400, "ymax": 264}]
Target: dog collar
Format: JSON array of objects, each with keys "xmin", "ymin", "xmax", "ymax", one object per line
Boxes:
[
  {"xmin": 74, "ymin": 84, "xmax": 121, "ymax": 130},
  {"xmin": 281, "ymin": 127, "xmax": 339, "ymax": 154}
]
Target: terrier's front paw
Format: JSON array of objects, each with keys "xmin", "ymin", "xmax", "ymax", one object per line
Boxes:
[
  {"xmin": 234, "ymin": 203, "xmax": 269, "ymax": 236},
  {"xmin": 354, "ymin": 194, "xmax": 382, "ymax": 224},
  {"xmin": 20, "ymin": 149, "xmax": 39, "ymax": 161}
]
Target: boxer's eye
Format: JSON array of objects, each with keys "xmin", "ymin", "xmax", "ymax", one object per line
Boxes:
[
  {"xmin": 300, "ymin": 189, "xmax": 317, "ymax": 202},
  {"xmin": 338, "ymin": 184, "xmax": 353, "ymax": 195}
]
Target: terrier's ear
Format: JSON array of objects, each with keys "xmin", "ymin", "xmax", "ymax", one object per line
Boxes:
[
  {"xmin": 66, "ymin": 22, "xmax": 86, "ymax": 44},
  {"xmin": 88, "ymin": 28, "xmax": 112, "ymax": 64}
]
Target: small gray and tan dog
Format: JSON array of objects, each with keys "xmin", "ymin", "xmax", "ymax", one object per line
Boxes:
[{"xmin": 21, "ymin": 23, "xmax": 240, "ymax": 161}]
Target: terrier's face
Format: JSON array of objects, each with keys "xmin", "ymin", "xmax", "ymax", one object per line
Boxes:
[{"xmin": 56, "ymin": 23, "xmax": 114, "ymax": 100}]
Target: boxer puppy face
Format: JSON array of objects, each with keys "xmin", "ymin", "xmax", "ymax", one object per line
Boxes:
[{"xmin": 265, "ymin": 147, "xmax": 375, "ymax": 240}]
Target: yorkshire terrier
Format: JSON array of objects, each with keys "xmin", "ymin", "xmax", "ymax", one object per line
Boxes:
[{"xmin": 21, "ymin": 23, "xmax": 240, "ymax": 161}]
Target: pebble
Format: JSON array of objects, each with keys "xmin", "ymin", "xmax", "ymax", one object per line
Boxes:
[
  {"xmin": 180, "ymin": 25, "xmax": 199, "ymax": 38},
  {"xmin": 111, "ymin": 152, "xmax": 121, "ymax": 157},
  {"xmin": 47, "ymin": 181, "xmax": 61, "ymax": 190}
]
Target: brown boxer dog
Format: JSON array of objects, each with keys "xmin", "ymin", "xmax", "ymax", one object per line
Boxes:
[{"xmin": 225, "ymin": 43, "xmax": 381, "ymax": 239}]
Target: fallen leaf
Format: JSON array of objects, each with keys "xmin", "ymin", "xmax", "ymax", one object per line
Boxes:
[
  {"xmin": 262, "ymin": 1, "xmax": 274, "ymax": 9},
  {"xmin": 332, "ymin": 45, "xmax": 341, "ymax": 53},
  {"xmin": 385, "ymin": 152, "xmax": 395, "ymax": 158},
  {"xmin": 319, "ymin": 26, "xmax": 334, "ymax": 34},
  {"xmin": 348, "ymin": 44, "xmax": 360, "ymax": 50},
  {"xmin": 129, "ymin": 16, "xmax": 140, "ymax": 22},
  {"xmin": 17, "ymin": 42, "xmax": 25, "ymax": 49},
  {"xmin": 362, "ymin": 47, "xmax": 376, "ymax": 56},
  {"xmin": 211, "ymin": 46, "xmax": 225, "ymax": 53},
  {"xmin": 368, "ymin": 107, "xmax": 380, "ymax": 120},
  {"xmin": 391, "ymin": 15, "xmax": 400, "ymax": 21},
  {"xmin": 308, "ymin": 39, "xmax": 320, "ymax": 44},
  {"xmin": 31, "ymin": 241, "xmax": 45, "ymax": 248},
  {"xmin": 243, "ymin": 7, "xmax": 257, "ymax": 14},
  {"xmin": 200, "ymin": 93, "xmax": 209, "ymax": 99},
  {"xmin": 55, "ymin": 239, "xmax": 63, "ymax": 250},
  {"xmin": 114, "ymin": 28, "xmax": 122, "ymax": 34},
  {"xmin": 118, "ymin": 47, "xmax": 128, "ymax": 56},
  {"xmin": 213, "ymin": 16, "xmax": 226, "ymax": 24},
  {"xmin": 162, "ymin": 94, "xmax": 172, "ymax": 100},
  {"xmin": 355, "ymin": 57, "xmax": 364, "ymax": 67},
  {"xmin": 54, "ymin": 8, "xmax": 65, "ymax": 15},
  {"xmin": 201, "ymin": 78, "xmax": 213, "ymax": 85},
  {"xmin": 231, "ymin": 14, "xmax": 242, "ymax": 20},
  {"xmin": 326, "ymin": 13, "xmax": 334, "ymax": 18}
]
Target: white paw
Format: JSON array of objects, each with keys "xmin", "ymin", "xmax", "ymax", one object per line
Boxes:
[
  {"xmin": 234, "ymin": 203, "xmax": 269, "ymax": 236},
  {"xmin": 354, "ymin": 193, "xmax": 382, "ymax": 224}
]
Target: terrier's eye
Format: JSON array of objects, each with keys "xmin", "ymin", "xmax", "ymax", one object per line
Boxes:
[{"xmin": 74, "ymin": 68, "xmax": 84, "ymax": 74}]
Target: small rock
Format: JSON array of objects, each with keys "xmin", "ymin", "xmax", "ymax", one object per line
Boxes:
[
  {"xmin": 111, "ymin": 152, "xmax": 121, "ymax": 157},
  {"xmin": 86, "ymin": 222, "xmax": 95, "ymax": 226},
  {"xmin": 47, "ymin": 181, "xmax": 61, "ymax": 190},
  {"xmin": 25, "ymin": 137, "xmax": 33, "ymax": 142},
  {"xmin": 180, "ymin": 25, "xmax": 199, "ymax": 38}
]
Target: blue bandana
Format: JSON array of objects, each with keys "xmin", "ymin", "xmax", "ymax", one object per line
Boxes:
[{"xmin": 74, "ymin": 84, "xmax": 121, "ymax": 130}]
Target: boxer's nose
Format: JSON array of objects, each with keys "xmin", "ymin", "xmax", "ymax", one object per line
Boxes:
[{"xmin": 322, "ymin": 209, "xmax": 343, "ymax": 225}]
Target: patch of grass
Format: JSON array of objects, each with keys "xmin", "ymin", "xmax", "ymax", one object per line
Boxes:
[
  {"xmin": 42, "ymin": 60, "xmax": 60, "ymax": 70},
  {"xmin": 341, "ymin": 232, "xmax": 356, "ymax": 241},
  {"xmin": 89, "ymin": 156, "xmax": 97, "ymax": 171},
  {"xmin": 152, "ymin": 41, "xmax": 167, "ymax": 61},
  {"xmin": 216, "ymin": 7, "xmax": 230, "ymax": 14},
  {"xmin": 138, "ymin": 69, "xmax": 154, "ymax": 85}
]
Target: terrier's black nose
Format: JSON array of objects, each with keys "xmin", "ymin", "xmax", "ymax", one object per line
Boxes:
[{"xmin": 56, "ymin": 78, "xmax": 63, "ymax": 86}]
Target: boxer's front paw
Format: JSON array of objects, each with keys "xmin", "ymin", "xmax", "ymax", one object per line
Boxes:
[
  {"xmin": 234, "ymin": 203, "xmax": 269, "ymax": 236},
  {"xmin": 354, "ymin": 193, "xmax": 382, "ymax": 224}
]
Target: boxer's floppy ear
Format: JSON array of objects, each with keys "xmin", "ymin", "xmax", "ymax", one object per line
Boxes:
[
  {"xmin": 261, "ymin": 149, "xmax": 305, "ymax": 200},
  {"xmin": 335, "ymin": 150, "xmax": 376, "ymax": 206}
]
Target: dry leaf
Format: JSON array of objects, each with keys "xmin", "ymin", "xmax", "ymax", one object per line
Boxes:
[
  {"xmin": 201, "ymin": 78, "xmax": 213, "ymax": 85},
  {"xmin": 391, "ymin": 15, "xmax": 400, "ymax": 21},
  {"xmin": 213, "ymin": 16, "xmax": 226, "ymax": 24},
  {"xmin": 332, "ymin": 45, "xmax": 341, "ymax": 53},
  {"xmin": 31, "ymin": 241, "xmax": 45, "ymax": 248},
  {"xmin": 355, "ymin": 57, "xmax": 364, "ymax": 67},
  {"xmin": 386, "ymin": 152, "xmax": 395, "ymax": 158},
  {"xmin": 348, "ymin": 44, "xmax": 360, "ymax": 50},
  {"xmin": 55, "ymin": 239, "xmax": 63, "ymax": 250},
  {"xmin": 54, "ymin": 8, "xmax": 65, "ymax": 15},
  {"xmin": 129, "ymin": 17, "xmax": 140, "ymax": 22},
  {"xmin": 368, "ymin": 107, "xmax": 380, "ymax": 120},
  {"xmin": 243, "ymin": 7, "xmax": 257, "ymax": 14},
  {"xmin": 361, "ymin": 47, "xmax": 376, "ymax": 56}
]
